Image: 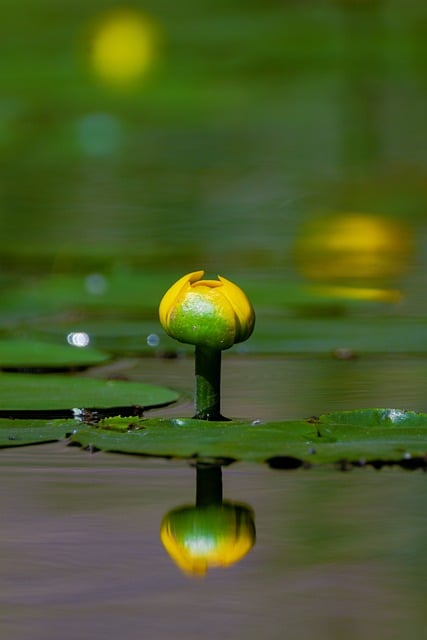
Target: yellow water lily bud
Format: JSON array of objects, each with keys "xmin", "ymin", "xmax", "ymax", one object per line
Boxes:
[
  {"xmin": 159, "ymin": 271, "xmax": 255, "ymax": 350},
  {"xmin": 160, "ymin": 503, "xmax": 256, "ymax": 577}
]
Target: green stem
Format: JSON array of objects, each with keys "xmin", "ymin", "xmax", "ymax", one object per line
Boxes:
[
  {"xmin": 194, "ymin": 345, "xmax": 225, "ymax": 420},
  {"xmin": 195, "ymin": 464, "xmax": 223, "ymax": 507}
]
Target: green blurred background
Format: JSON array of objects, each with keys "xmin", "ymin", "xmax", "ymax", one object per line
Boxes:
[{"xmin": 1, "ymin": 0, "xmax": 426, "ymax": 289}]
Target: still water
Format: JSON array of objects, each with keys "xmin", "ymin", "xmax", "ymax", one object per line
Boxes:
[{"xmin": 1, "ymin": 355, "xmax": 426, "ymax": 640}]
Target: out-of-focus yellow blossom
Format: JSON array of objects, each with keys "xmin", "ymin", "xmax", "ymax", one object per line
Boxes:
[
  {"xmin": 89, "ymin": 10, "xmax": 160, "ymax": 87},
  {"xmin": 160, "ymin": 503, "xmax": 256, "ymax": 577},
  {"xmin": 159, "ymin": 271, "xmax": 255, "ymax": 350},
  {"xmin": 294, "ymin": 213, "xmax": 413, "ymax": 302}
]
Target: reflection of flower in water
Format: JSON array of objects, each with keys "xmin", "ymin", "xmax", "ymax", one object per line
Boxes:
[
  {"xmin": 294, "ymin": 213, "xmax": 413, "ymax": 302},
  {"xmin": 161, "ymin": 503, "xmax": 255, "ymax": 576},
  {"xmin": 160, "ymin": 465, "xmax": 255, "ymax": 577},
  {"xmin": 87, "ymin": 9, "xmax": 160, "ymax": 88}
]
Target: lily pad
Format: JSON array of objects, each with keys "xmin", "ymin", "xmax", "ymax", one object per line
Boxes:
[
  {"xmin": 0, "ymin": 373, "xmax": 179, "ymax": 414},
  {"xmin": 0, "ymin": 418, "xmax": 79, "ymax": 447},
  {"xmin": 0, "ymin": 408, "xmax": 425, "ymax": 467},
  {"xmin": 70, "ymin": 417, "xmax": 318, "ymax": 461},
  {"xmin": 68, "ymin": 409, "xmax": 427, "ymax": 468},
  {"xmin": 0, "ymin": 338, "xmax": 110, "ymax": 370},
  {"xmin": 319, "ymin": 408, "xmax": 427, "ymax": 427}
]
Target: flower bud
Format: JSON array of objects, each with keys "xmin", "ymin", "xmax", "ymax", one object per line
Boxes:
[{"xmin": 159, "ymin": 271, "xmax": 255, "ymax": 350}]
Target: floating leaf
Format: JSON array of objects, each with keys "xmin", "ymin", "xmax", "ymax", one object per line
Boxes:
[
  {"xmin": 0, "ymin": 373, "xmax": 179, "ymax": 413},
  {"xmin": 311, "ymin": 408, "xmax": 427, "ymax": 465},
  {"xmin": 0, "ymin": 408, "xmax": 425, "ymax": 468},
  {"xmin": 319, "ymin": 408, "xmax": 427, "ymax": 427},
  {"xmin": 70, "ymin": 417, "xmax": 318, "ymax": 461},
  {"xmin": 69, "ymin": 409, "xmax": 427, "ymax": 468},
  {"xmin": 0, "ymin": 338, "xmax": 110, "ymax": 370},
  {"xmin": 0, "ymin": 418, "xmax": 79, "ymax": 447}
]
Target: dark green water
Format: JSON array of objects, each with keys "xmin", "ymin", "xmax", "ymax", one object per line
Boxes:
[{"xmin": 0, "ymin": 1, "xmax": 426, "ymax": 638}]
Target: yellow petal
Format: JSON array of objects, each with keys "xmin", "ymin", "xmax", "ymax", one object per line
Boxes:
[
  {"xmin": 192, "ymin": 279, "xmax": 222, "ymax": 288},
  {"xmin": 159, "ymin": 270, "xmax": 204, "ymax": 330},
  {"xmin": 160, "ymin": 519, "xmax": 208, "ymax": 577},
  {"xmin": 218, "ymin": 275, "xmax": 255, "ymax": 342}
]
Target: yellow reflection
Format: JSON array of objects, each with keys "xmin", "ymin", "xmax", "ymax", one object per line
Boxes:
[
  {"xmin": 88, "ymin": 9, "xmax": 160, "ymax": 88},
  {"xmin": 294, "ymin": 213, "xmax": 413, "ymax": 302},
  {"xmin": 160, "ymin": 465, "xmax": 255, "ymax": 577},
  {"xmin": 308, "ymin": 284, "xmax": 402, "ymax": 303},
  {"xmin": 161, "ymin": 503, "xmax": 255, "ymax": 577}
]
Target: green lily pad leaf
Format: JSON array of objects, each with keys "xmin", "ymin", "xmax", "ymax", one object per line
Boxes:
[
  {"xmin": 0, "ymin": 338, "xmax": 110, "ymax": 370},
  {"xmin": 0, "ymin": 418, "xmax": 80, "ymax": 447},
  {"xmin": 70, "ymin": 417, "xmax": 318, "ymax": 461},
  {"xmin": 311, "ymin": 408, "xmax": 427, "ymax": 466},
  {"xmin": 0, "ymin": 373, "xmax": 179, "ymax": 413},
  {"xmin": 319, "ymin": 408, "xmax": 427, "ymax": 427},
  {"xmin": 69, "ymin": 409, "xmax": 427, "ymax": 468}
]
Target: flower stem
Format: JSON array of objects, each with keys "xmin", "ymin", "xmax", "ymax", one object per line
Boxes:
[
  {"xmin": 194, "ymin": 345, "xmax": 225, "ymax": 420},
  {"xmin": 196, "ymin": 464, "xmax": 223, "ymax": 507}
]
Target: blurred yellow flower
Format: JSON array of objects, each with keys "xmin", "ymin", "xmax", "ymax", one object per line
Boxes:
[
  {"xmin": 89, "ymin": 9, "xmax": 160, "ymax": 87},
  {"xmin": 159, "ymin": 270, "xmax": 255, "ymax": 350},
  {"xmin": 294, "ymin": 213, "xmax": 413, "ymax": 302}
]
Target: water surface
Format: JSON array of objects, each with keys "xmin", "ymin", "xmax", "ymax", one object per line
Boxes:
[{"xmin": 1, "ymin": 443, "xmax": 425, "ymax": 640}]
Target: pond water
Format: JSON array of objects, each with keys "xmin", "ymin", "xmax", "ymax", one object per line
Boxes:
[
  {"xmin": 1, "ymin": 441, "xmax": 425, "ymax": 640},
  {"xmin": 1, "ymin": 0, "xmax": 427, "ymax": 638}
]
